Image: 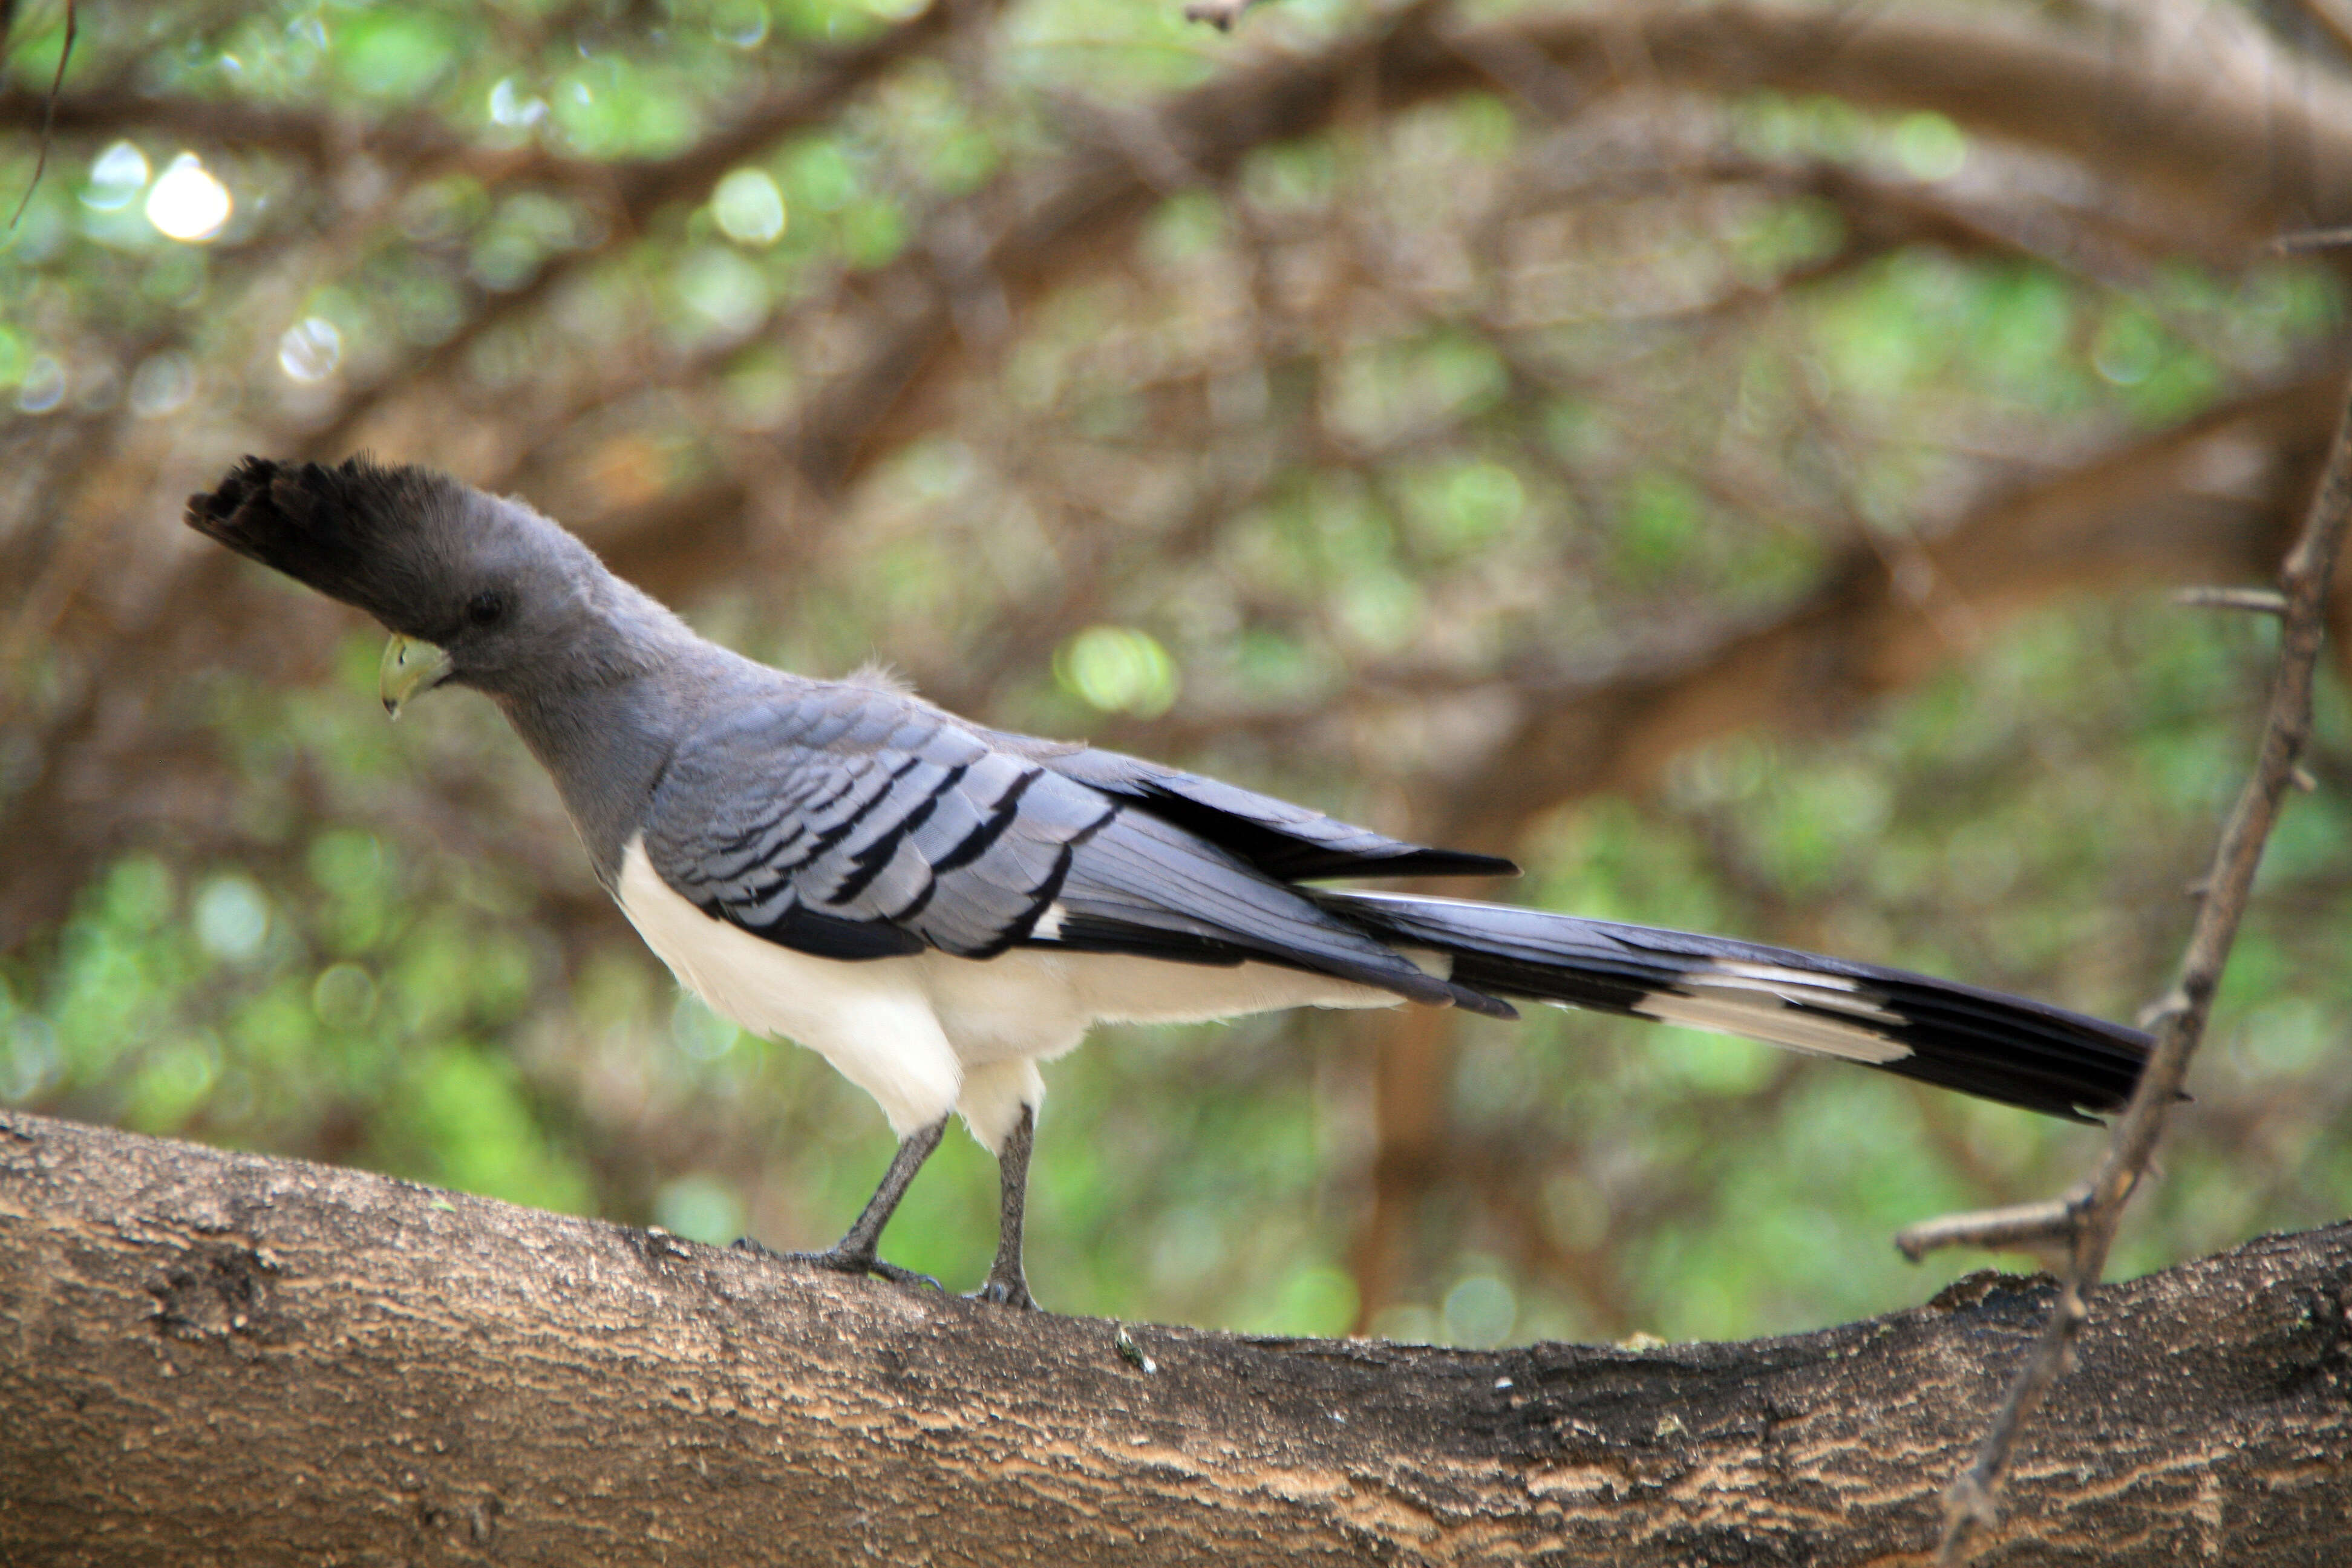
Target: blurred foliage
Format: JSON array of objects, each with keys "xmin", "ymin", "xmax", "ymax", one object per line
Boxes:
[{"xmin": 4, "ymin": 0, "xmax": 2350, "ymax": 1348}]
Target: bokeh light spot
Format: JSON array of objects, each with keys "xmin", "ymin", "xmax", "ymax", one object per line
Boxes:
[
  {"xmin": 488, "ymin": 77, "xmax": 547, "ymax": 128},
  {"xmin": 1892, "ymin": 112, "xmax": 1966, "ymax": 181},
  {"xmin": 675, "ymin": 247, "xmax": 771, "ymax": 338},
  {"xmin": 278, "ymin": 316, "xmax": 344, "ymax": 383},
  {"xmin": 1442, "ymin": 1273, "xmax": 1518, "ymax": 1348},
  {"xmin": 82, "ymin": 142, "xmax": 149, "ymax": 211},
  {"xmin": 16, "ymin": 355, "xmax": 66, "ymax": 414},
  {"xmin": 1056, "ymin": 627, "xmax": 1180, "ymax": 717},
  {"xmin": 128, "ymin": 353, "xmax": 195, "ymax": 417},
  {"xmin": 710, "ymin": 0, "xmax": 769, "ymax": 48},
  {"xmin": 146, "ymin": 154, "xmax": 232, "ymax": 242},
  {"xmin": 195, "ymin": 875, "xmax": 270, "ymax": 962},
  {"xmin": 713, "ymin": 168, "xmax": 786, "ymax": 247}
]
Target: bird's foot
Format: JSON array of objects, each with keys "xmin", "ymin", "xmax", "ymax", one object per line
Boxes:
[
  {"xmin": 733, "ymin": 1236, "xmax": 943, "ymax": 1293},
  {"xmin": 861, "ymin": 1256, "xmax": 947, "ymax": 1291},
  {"xmin": 964, "ymin": 1267, "xmax": 1039, "ymax": 1311}
]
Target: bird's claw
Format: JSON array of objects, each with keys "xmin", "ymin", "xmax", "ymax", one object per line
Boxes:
[
  {"xmin": 965, "ymin": 1272, "xmax": 1039, "ymax": 1311},
  {"xmin": 733, "ymin": 1236, "xmax": 943, "ymax": 1293},
  {"xmin": 862, "ymin": 1257, "xmax": 946, "ymax": 1292}
]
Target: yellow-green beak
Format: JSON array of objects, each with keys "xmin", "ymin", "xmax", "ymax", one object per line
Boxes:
[{"xmin": 379, "ymin": 635, "xmax": 454, "ymax": 720}]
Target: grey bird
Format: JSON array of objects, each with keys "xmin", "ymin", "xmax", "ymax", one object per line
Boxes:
[{"xmin": 187, "ymin": 456, "xmax": 2151, "ymax": 1308}]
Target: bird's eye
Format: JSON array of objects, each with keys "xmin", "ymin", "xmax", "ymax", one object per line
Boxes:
[{"xmin": 466, "ymin": 590, "xmax": 508, "ymax": 628}]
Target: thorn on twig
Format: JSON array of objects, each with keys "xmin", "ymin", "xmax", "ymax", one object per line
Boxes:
[
  {"xmin": 2290, "ymin": 765, "xmax": 2318, "ymax": 793},
  {"xmin": 1892, "ymin": 1195, "xmax": 2083, "ymax": 1264},
  {"xmin": 2135, "ymin": 990, "xmax": 2190, "ymax": 1032},
  {"xmin": 2271, "ymin": 224, "xmax": 2352, "ymax": 253},
  {"xmin": 2172, "ymin": 586, "xmax": 2288, "ymax": 616},
  {"xmin": 5, "ymin": 0, "xmax": 77, "ymax": 233},
  {"xmin": 1182, "ymin": 0, "xmax": 1262, "ymax": 30}
]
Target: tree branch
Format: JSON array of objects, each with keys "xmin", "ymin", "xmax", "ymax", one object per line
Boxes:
[
  {"xmin": 0, "ymin": 82, "xmax": 464, "ymax": 170},
  {"xmin": 2, "ymin": 1109, "xmax": 2348, "ymax": 1563},
  {"xmin": 1898, "ymin": 368, "xmax": 2352, "ymax": 1562}
]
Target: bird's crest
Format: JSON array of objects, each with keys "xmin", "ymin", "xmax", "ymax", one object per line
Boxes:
[{"xmin": 186, "ymin": 455, "xmax": 498, "ymax": 639}]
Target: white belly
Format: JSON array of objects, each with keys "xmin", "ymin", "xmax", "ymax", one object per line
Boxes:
[{"xmin": 613, "ymin": 837, "xmax": 1406, "ymax": 1147}]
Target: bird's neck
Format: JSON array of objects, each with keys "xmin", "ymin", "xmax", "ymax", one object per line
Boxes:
[{"xmin": 495, "ymin": 658, "xmax": 694, "ymax": 893}]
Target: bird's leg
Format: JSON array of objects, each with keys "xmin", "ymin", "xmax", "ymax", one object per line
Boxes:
[
  {"xmin": 967, "ymin": 1103, "xmax": 1039, "ymax": 1310},
  {"xmin": 737, "ymin": 1115, "xmax": 947, "ymax": 1290}
]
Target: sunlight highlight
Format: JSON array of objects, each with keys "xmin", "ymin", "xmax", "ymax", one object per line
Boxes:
[{"xmin": 146, "ymin": 154, "xmax": 232, "ymax": 243}]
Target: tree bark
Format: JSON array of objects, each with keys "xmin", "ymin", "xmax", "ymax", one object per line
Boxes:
[{"xmin": 2, "ymin": 1110, "xmax": 2346, "ymax": 1565}]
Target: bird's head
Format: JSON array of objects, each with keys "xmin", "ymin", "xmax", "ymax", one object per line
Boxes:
[{"xmin": 186, "ymin": 454, "xmax": 642, "ymax": 715}]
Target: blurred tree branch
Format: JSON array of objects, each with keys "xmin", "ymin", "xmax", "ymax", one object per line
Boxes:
[
  {"xmin": 0, "ymin": 0, "xmax": 961, "ymax": 191},
  {"xmin": 501, "ymin": 0, "xmax": 2352, "ymax": 563},
  {"xmin": 1440, "ymin": 370, "xmax": 2348, "ymax": 850},
  {"xmin": 0, "ymin": 81, "xmax": 473, "ymax": 170},
  {"xmin": 295, "ymin": 0, "xmax": 981, "ymax": 462},
  {"xmin": 4, "ymin": 1108, "xmax": 2349, "ymax": 1565}
]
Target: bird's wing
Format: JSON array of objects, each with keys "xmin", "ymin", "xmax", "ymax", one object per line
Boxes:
[
  {"xmin": 1024, "ymin": 742, "xmax": 1520, "ymax": 882},
  {"xmin": 639, "ymin": 686, "xmax": 1507, "ymax": 1011}
]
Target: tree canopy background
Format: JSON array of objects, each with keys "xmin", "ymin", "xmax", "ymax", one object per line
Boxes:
[{"xmin": 3, "ymin": 0, "xmax": 2348, "ymax": 1351}]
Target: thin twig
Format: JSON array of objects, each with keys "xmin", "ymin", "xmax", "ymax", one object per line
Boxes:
[
  {"xmin": 1911, "ymin": 371, "xmax": 2352, "ymax": 1564},
  {"xmin": 1893, "ymin": 1191, "xmax": 2083, "ymax": 1264},
  {"xmin": 1182, "ymin": 0, "xmax": 1266, "ymax": 31},
  {"xmin": 2271, "ymin": 223, "xmax": 2352, "ymax": 252},
  {"xmin": 5, "ymin": 0, "xmax": 75, "ymax": 231},
  {"xmin": 2172, "ymin": 585, "xmax": 2290, "ymax": 615}
]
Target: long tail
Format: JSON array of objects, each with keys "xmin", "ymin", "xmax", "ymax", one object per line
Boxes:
[{"xmin": 1318, "ymin": 890, "xmax": 2151, "ymax": 1122}]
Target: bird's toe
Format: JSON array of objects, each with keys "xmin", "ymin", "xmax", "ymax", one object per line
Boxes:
[{"xmin": 965, "ymin": 1272, "xmax": 1040, "ymax": 1311}]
